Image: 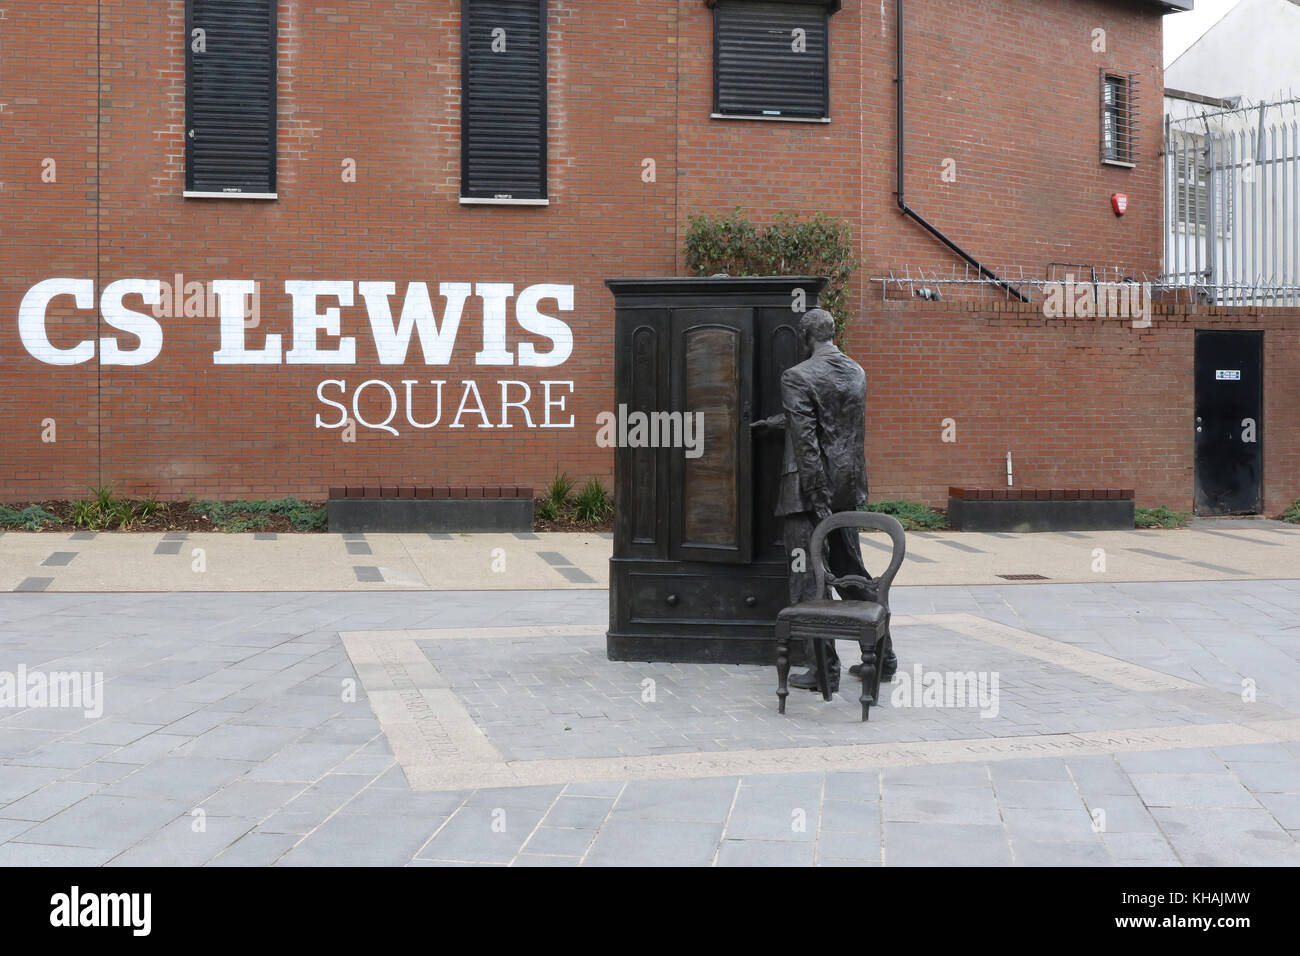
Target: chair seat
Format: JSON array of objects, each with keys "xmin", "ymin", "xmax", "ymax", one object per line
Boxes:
[{"xmin": 776, "ymin": 599, "xmax": 887, "ymax": 628}]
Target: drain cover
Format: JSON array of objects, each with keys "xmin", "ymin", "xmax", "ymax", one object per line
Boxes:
[{"xmin": 997, "ymin": 573, "xmax": 1049, "ymax": 580}]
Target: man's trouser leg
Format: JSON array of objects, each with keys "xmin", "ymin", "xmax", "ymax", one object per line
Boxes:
[{"xmin": 783, "ymin": 513, "xmax": 838, "ymax": 673}]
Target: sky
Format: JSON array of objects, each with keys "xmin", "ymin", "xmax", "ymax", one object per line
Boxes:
[{"xmin": 1163, "ymin": 0, "xmax": 1242, "ymax": 67}]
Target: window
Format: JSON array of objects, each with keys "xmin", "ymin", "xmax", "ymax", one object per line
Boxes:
[
  {"xmin": 1172, "ymin": 132, "xmax": 1232, "ymax": 237},
  {"xmin": 712, "ymin": 1, "xmax": 838, "ymax": 121},
  {"xmin": 1100, "ymin": 72, "xmax": 1138, "ymax": 166},
  {"xmin": 185, "ymin": 0, "xmax": 278, "ymax": 197},
  {"xmin": 461, "ymin": 1, "xmax": 548, "ymax": 204}
]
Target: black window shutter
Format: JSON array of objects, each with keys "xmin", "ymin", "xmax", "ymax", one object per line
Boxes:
[
  {"xmin": 186, "ymin": 0, "xmax": 277, "ymax": 194},
  {"xmin": 462, "ymin": 1, "xmax": 547, "ymax": 200},
  {"xmin": 714, "ymin": 2, "xmax": 830, "ymax": 119}
]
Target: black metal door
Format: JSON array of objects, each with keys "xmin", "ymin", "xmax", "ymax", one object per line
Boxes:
[{"xmin": 1194, "ymin": 330, "xmax": 1263, "ymax": 515}]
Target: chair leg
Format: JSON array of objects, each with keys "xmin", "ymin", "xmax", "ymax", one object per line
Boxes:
[
  {"xmin": 858, "ymin": 643, "xmax": 877, "ymax": 722},
  {"xmin": 812, "ymin": 640, "xmax": 832, "ymax": 701},
  {"xmin": 776, "ymin": 637, "xmax": 789, "ymax": 715}
]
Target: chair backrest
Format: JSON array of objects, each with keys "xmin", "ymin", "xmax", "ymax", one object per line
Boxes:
[{"xmin": 809, "ymin": 511, "xmax": 907, "ymax": 609}]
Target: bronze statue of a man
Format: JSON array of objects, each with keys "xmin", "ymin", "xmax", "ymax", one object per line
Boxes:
[{"xmin": 753, "ymin": 308, "xmax": 898, "ymax": 691}]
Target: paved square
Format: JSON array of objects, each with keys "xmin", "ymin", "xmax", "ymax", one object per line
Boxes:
[{"xmin": 1, "ymin": 538, "xmax": 1299, "ymax": 865}]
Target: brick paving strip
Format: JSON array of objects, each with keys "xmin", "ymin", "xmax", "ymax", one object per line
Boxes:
[
  {"xmin": 341, "ymin": 618, "xmax": 1300, "ymax": 792},
  {"xmin": 4, "ymin": 525, "xmax": 1300, "ymax": 591}
]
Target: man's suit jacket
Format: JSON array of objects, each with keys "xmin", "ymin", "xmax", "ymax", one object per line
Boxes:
[{"xmin": 774, "ymin": 345, "xmax": 868, "ymax": 517}]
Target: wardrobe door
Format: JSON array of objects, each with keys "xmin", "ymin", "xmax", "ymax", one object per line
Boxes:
[{"xmin": 669, "ymin": 308, "xmax": 754, "ymax": 564}]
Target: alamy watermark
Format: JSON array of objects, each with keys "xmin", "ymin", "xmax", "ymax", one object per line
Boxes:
[
  {"xmin": 595, "ymin": 404, "xmax": 704, "ymax": 459},
  {"xmin": 1042, "ymin": 274, "xmax": 1151, "ymax": 329},
  {"xmin": 0, "ymin": 665, "xmax": 103, "ymax": 718},
  {"xmin": 889, "ymin": 664, "xmax": 1000, "ymax": 718}
]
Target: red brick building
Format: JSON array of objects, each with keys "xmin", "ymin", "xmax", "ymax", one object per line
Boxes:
[{"xmin": 3, "ymin": 0, "xmax": 1296, "ymax": 515}]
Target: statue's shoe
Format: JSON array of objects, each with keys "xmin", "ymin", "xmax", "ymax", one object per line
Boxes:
[
  {"xmin": 788, "ymin": 668, "xmax": 839, "ymax": 693},
  {"xmin": 850, "ymin": 658, "xmax": 899, "ymax": 681}
]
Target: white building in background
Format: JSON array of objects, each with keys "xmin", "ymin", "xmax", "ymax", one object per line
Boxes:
[{"xmin": 1162, "ymin": 0, "xmax": 1300, "ymax": 302}]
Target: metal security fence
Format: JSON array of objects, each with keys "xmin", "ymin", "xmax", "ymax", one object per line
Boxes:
[{"xmin": 1164, "ymin": 100, "xmax": 1300, "ymax": 306}]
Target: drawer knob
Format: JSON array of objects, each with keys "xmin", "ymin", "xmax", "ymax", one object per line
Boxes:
[
  {"xmin": 665, "ymin": 593, "xmax": 679, "ymax": 607},
  {"xmin": 744, "ymin": 595, "xmax": 757, "ymax": 608}
]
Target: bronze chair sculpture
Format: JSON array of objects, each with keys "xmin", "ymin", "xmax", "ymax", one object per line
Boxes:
[{"xmin": 775, "ymin": 511, "xmax": 906, "ymax": 721}]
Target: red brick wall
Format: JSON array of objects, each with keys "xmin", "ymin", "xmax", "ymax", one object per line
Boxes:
[
  {"xmin": 862, "ymin": 302, "xmax": 1300, "ymax": 516},
  {"xmin": 7, "ymin": 1, "xmax": 1294, "ymax": 516}
]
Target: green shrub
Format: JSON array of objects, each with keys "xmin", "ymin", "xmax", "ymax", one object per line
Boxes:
[
  {"xmin": 189, "ymin": 497, "xmax": 326, "ymax": 533},
  {"xmin": 0, "ymin": 504, "xmax": 57, "ymax": 530},
  {"xmin": 1134, "ymin": 506, "xmax": 1192, "ymax": 529},
  {"xmin": 543, "ymin": 469, "xmax": 574, "ymax": 516},
  {"xmin": 861, "ymin": 500, "xmax": 949, "ymax": 531},
  {"xmin": 1282, "ymin": 500, "xmax": 1300, "ymax": 524},
  {"xmin": 572, "ymin": 478, "xmax": 613, "ymax": 523},
  {"xmin": 66, "ymin": 486, "xmax": 163, "ymax": 530},
  {"xmin": 684, "ymin": 209, "xmax": 860, "ymax": 340},
  {"xmin": 68, "ymin": 499, "xmax": 101, "ymax": 529}
]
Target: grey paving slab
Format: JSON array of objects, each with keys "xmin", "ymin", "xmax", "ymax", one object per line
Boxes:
[
  {"xmin": 1081, "ymin": 795, "xmax": 1162, "ymax": 834},
  {"xmin": 994, "ymin": 779, "xmax": 1086, "ymax": 810},
  {"xmin": 884, "ymin": 823, "xmax": 1013, "ymax": 867},
  {"xmin": 108, "ymin": 815, "xmax": 259, "ymax": 867},
  {"xmin": 1103, "ymin": 831, "xmax": 1181, "ymax": 864},
  {"xmin": 1116, "ymin": 749, "xmax": 1228, "ymax": 773},
  {"xmin": 463, "ymin": 786, "xmax": 564, "ymax": 811},
  {"xmin": 110, "ymin": 733, "xmax": 193, "ymax": 765},
  {"xmin": 254, "ymin": 790, "xmax": 355, "ymax": 835},
  {"xmin": 541, "ymin": 796, "xmax": 615, "ymax": 829},
  {"xmin": 177, "ymin": 724, "xmax": 305, "ymax": 762},
  {"xmin": 278, "ymin": 812, "xmax": 444, "ymax": 866},
  {"xmin": 818, "ymin": 800, "xmax": 880, "ymax": 835},
  {"xmin": 199, "ymin": 780, "xmax": 307, "ymax": 819},
  {"xmin": 41, "ymin": 552, "xmax": 77, "ymax": 567},
  {"xmin": 815, "ymin": 829, "xmax": 882, "ymax": 861},
  {"xmin": 1151, "ymin": 808, "xmax": 1300, "ymax": 865},
  {"xmin": 882, "ymin": 786, "xmax": 1002, "ymax": 826},
  {"xmin": 611, "ymin": 778, "xmax": 739, "ymax": 823},
  {"xmin": 0, "ymin": 819, "xmax": 33, "ymax": 842},
  {"xmin": 207, "ymin": 830, "xmax": 300, "ymax": 866},
  {"xmin": 716, "ymin": 839, "xmax": 817, "ymax": 866},
  {"xmin": 1228, "ymin": 759, "xmax": 1300, "ymax": 793},
  {"xmin": 1129, "ymin": 773, "xmax": 1261, "ymax": 809},
  {"xmin": 1000, "ymin": 807, "xmax": 1101, "ymax": 843},
  {"xmin": 245, "ymin": 743, "xmax": 357, "ymax": 783},
  {"xmin": 935, "ymin": 540, "xmax": 985, "ymax": 554},
  {"xmin": 1012, "ymin": 840, "xmax": 1112, "ymax": 866},
  {"xmin": 14, "ymin": 795, "xmax": 189, "ymax": 851},
  {"xmin": 353, "ymin": 567, "xmax": 383, "ymax": 582},
  {"xmin": 154, "ymin": 541, "xmax": 183, "ymax": 555},
  {"xmin": 336, "ymin": 788, "xmax": 466, "ymax": 819},
  {"xmin": 0, "ymin": 781, "xmax": 101, "ymax": 822},
  {"xmin": 511, "ymin": 853, "xmax": 579, "ymax": 867},
  {"xmin": 554, "ymin": 566, "xmax": 597, "ymax": 584},
  {"xmin": 584, "ymin": 818, "xmax": 724, "ymax": 867},
  {"xmin": 416, "ymin": 806, "xmax": 545, "ymax": 864},
  {"xmin": 1255, "ymin": 793, "xmax": 1300, "ymax": 829},
  {"xmin": 14, "ymin": 578, "xmax": 54, "ymax": 592},
  {"xmin": 522, "ymin": 826, "xmax": 597, "ymax": 857},
  {"xmin": 0, "ymin": 766, "xmax": 64, "ymax": 805},
  {"xmin": 12, "ymin": 741, "xmax": 119, "ymax": 770},
  {"xmin": 0, "ymin": 842, "xmax": 118, "ymax": 866}
]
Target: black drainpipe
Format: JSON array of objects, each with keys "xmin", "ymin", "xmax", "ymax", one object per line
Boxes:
[{"xmin": 894, "ymin": 0, "xmax": 1029, "ymax": 302}]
